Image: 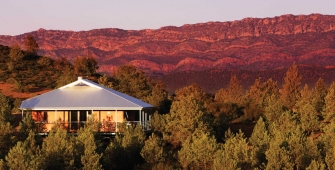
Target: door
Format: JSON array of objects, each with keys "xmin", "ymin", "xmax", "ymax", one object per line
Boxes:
[
  {"xmin": 70, "ymin": 111, "xmax": 78, "ymax": 130},
  {"xmin": 79, "ymin": 111, "xmax": 87, "ymax": 128}
]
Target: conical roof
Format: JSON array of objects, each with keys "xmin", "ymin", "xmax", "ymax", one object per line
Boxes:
[{"xmin": 20, "ymin": 77, "xmax": 154, "ymax": 110}]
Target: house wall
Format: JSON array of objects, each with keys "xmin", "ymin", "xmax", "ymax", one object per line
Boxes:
[
  {"xmin": 31, "ymin": 110, "xmax": 147, "ymax": 132},
  {"xmin": 100, "ymin": 111, "xmax": 124, "ymax": 122}
]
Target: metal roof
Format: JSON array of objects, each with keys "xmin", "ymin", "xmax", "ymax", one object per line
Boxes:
[{"xmin": 20, "ymin": 77, "xmax": 154, "ymax": 110}]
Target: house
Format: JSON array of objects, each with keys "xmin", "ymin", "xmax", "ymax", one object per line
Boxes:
[{"xmin": 19, "ymin": 77, "xmax": 154, "ymax": 134}]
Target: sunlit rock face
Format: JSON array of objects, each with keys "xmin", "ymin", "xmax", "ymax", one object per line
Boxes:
[{"xmin": 0, "ymin": 14, "xmax": 335, "ymax": 75}]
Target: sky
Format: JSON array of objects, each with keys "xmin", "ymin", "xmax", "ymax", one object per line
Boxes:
[{"xmin": 0, "ymin": 0, "xmax": 334, "ymax": 36}]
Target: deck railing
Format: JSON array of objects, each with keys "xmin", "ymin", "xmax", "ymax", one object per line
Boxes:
[{"xmin": 35, "ymin": 120, "xmax": 150, "ymax": 134}]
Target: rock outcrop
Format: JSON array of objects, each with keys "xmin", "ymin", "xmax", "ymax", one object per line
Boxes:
[{"xmin": 0, "ymin": 14, "xmax": 334, "ymax": 74}]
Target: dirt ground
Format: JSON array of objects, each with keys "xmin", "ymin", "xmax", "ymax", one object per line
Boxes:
[{"xmin": 0, "ymin": 82, "xmax": 51, "ymax": 99}]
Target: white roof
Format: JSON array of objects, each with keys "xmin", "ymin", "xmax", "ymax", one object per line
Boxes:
[{"xmin": 20, "ymin": 77, "xmax": 154, "ymax": 110}]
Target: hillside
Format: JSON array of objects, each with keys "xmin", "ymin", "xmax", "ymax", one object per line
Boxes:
[{"xmin": 0, "ymin": 14, "xmax": 334, "ymax": 76}]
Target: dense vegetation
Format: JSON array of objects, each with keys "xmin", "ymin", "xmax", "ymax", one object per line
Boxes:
[{"xmin": 1, "ymin": 37, "xmax": 335, "ymax": 169}]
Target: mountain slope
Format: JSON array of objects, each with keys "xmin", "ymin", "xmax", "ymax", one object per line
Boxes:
[{"xmin": 0, "ymin": 14, "xmax": 334, "ymax": 75}]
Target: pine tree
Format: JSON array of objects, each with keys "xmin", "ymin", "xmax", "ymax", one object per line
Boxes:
[
  {"xmin": 0, "ymin": 92, "xmax": 13, "ymax": 124},
  {"xmin": 264, "ymin": 94, "xmax": 284, "ymax": 123},
  {"xmin": 8, "ymin": 43, "xmax": 23, "ymax": 72},
  {"xmin": 322, "ymin": 82, "xmax": 335, "ymax": 122},
  {"xmin": 9, "ymin": 43, "xmax": 24, "ymax": 62},
  {"xmin": 164, "ymin": 95, "xmax": 212, "ymax": 147},
  {"xmin": 5, "ymin": 131, "xmax": 41, "ymax": 170},
  {"xmin": 98, "ymin": 74, "xmax": 112, "ymax": 88},
  {"xmin": 213, "ymin": 130, "xmax": 251, "ymax": 169},
  {"xmin": 306, "ymin": 160, "xmax": 326, "ymax": 170},
  {"xmin": 77, "ymin": 124, "xmax": 102, "ymax": 170},
  {"xmin": 141, "ymin": 134, "xmax": 167, "ymax": 165},
  {"xmin": 178, "ymin": 129, "xmax": 218, "ymax": 169},
  {"xmin": 0, "ymin": 159, "xmax": 7, "ymax": 170},
  {"xmin": 311, "ymin": 78, "xmax": 328, "ymax": 113},
  {"xmin": 297, "ymin": 103, "xmax": 319, "ymax": 133},
  {"xmin": 73, "ymin": 55, "xmax": 99, "ymax": 76},
  {"xmin": 19, "ymin": 114, "xmax": 38, "ymax": 141},
  {"xmin": 0, "ymin": 122, "xmax": 16, "ymax": 159},
  {"xmin": 40, "ymin": 126, "xmax": 75, "ymax": 169},
  {"xmin": 244, "ymin": 78, "xmax": 279, "ymax": 120},
  {"xmin": 144, "ymin": 80, "xmax": 169, "ymax": 113},
  {"xmin": 249, "ymin": 117, "xmax": 271, "ymax": 167},
  {"xmin": 103, "ymin": 123, "xmax": 146, "ymax": 170},
  {"xmin": 215, "ymin": 75, "xmax": 244, "ymax": 105},
  {"xmin": 280, "ymin": 63, "xmax": 302, "ymax": 110},
  {"xmin": 24, "ymin": 35, "xmax": 39, "ymax": 55},
  {"xmin": 111, "ymin": 65, "xmax": 151, "ymax": 100}
]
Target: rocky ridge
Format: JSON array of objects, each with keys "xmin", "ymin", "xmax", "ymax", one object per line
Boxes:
[{"xmin": 0, "ymin": 14, "xmax": 334, "ymax": 75}]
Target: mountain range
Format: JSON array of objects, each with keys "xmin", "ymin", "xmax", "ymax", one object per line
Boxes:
[{"xmin": 0, "ymin": 13, "xmax": 335, "ymax": 93}]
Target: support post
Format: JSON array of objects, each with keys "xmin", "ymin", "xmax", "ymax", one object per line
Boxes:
[
  {"xmin": 139, "ymin": 110, "xmax": 141, "ymax": 126},
  {"xmin": 115, "ymin": 110, "xmax": 117, "ymax": 132}
]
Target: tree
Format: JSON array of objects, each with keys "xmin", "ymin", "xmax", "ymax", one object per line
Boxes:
[
  {"xmin": 144, "ymin": 80, "xmax": 169, "ymax": 113},
  {"xmin": 164, "ymin": 95, "xmax": 212, "ymax": 148},
  {"xmin": 243, "ymin": 78, "xmax": 279, "ymax": 120},
  {"xmin": 141, "ymin": 134, "xmax": 167, "ymax": 165},
  {"xmin": 8, "ymin": 43, "xmax": 24, "ymax": 72},
  {"xmin": 24, "ymin": 35, "xmax": 39, "ymax": 55},
  {"xmin": 213, "ymin": 130, "xmax": 251, "ymax": 169},
  {"xmin": 299, "ymin": 103, "xmax": 319, "ymax": 133},
  {"xmin": 264, "ymin": 94, "xmax": 284, "ymax": 123},
  {"xmin": 111, "ymin": 65, "xmax": 151, "ymax": 100},
  {"xmin": 9, "ymin": 43, "xmax": 24, "ymax": 62},
  {"xmin": 311, "ymin": 78, "xmax": 328, "ymax": 113},
  {"xmin": 103, "ymin": 123, "xmax": 146, "ymax": 170},
  {"xmin": 249, "ymin": 117, "xmax": 271, "ymax": 167},
  {"xmin": 73, "ymin": 55, "xmax": 99, "ymax": 76},
  {"xmin": 37, "ymin": 56, "xmax": 51, "ymax": 66},
  {"xmin": 0, "ymin": 122, "xmax": 16, "ymax": 159},
  {"xmin": 306, "ymin": 160, "xmax": 326, "ymax": 170},
  {"xmin": 178, "ymin": 129, "xmax": 219, "ymax": 169},
  {"xmin": 98, "ymin": 74, "xmax": 112, "ymax": 88},
  {"xmin": 40, "ymin": 126, "xmax": 75, "ymax": 169},
  {"xmin": 322, "ymin": 82, "xmax": 335, "ymax": 122},
  {"xmin": 215, "ymin": 75, "xmax": 244, "ymax": 105},
  {"xmin": 77, "ymin": 122, "xmax": 102, "ymax": 170},
  {"xmin": 5, "ymin": 131, "xmax": 41, "ymax": 170},
  {"xmin": 55, "ymin": 65, "xmax": 77, "ymax": 88},
  {"xmin": 280, "ymin": 63, "xmax": 302, "ymax": 109},
  {"xmin": 0, "ymin": 92, "xmax": 13, "ymax": 124},
  {"xmin": 19, "ymin": 114, "xmax": 38, "ymax": 141},
  {"xmin": 175, "ymin": 83, "xmax": 205, "ymax": 102}
]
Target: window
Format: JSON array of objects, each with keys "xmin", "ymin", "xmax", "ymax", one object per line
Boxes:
[{"xmin": 43, "ymin": 111, "xmax": 47, "ymax": 122}]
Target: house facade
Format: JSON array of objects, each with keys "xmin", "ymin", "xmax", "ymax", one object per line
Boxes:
[{"xmin": 20, "ymin": 77, "xmax": 154, "ymax": 134}]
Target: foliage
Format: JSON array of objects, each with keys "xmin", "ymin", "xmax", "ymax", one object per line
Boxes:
[
  {"xmin": 40, "ymin": 126, "xmax": 76, "ymax": 169},
  {"xmin": 322, "ymin": 82, "xmax": 335, "ymax": 122},
  {"xmin": 77, "ymin": 121, "xmax": 102, "ymax": 170},
  {"xmin": 24, "ymin": 35, "xmax": 39, "ymax": 55},
  {"xmin": 5, "ymin": 131, "xmax": 41, "ymax": 170},
  {"xmin": 164, "ymin": 94, "xmax": 212, "ymax": 148},
  {"xmin": 213, "ymin": 130, "xmax": 251, "ymax": 169},
  {"xmin": 215, "ymin": 75, "xmax": 244, "ymax": 105},
  {"xmin": 0, "ymin": 122, "xmax": 17, "ymax": 160},
  {"xmin": 178, "ymin": 129, "xmax": 218, "ymax": 169},
  {"xmin": 280, "ymin": 63, "xmax": 302, "ymax": 109},
  {"xmin": 141, "ymin": 134, "xmax": 167, "ymax": 165},
  {"xmin": 111, "ymin": 65, "xmax": 151, "ymax": 99},
  {"xmin": 0, "ymin": 92, "xmax": 13, "ymax": 124},
  {"xmin": 73, "ymin": 55, "xmax": 99, "ymax": 76},
  {"xmin": 18, "ymin": 114, "xmax": 38, "ymax": 141},
  {"xmin": 103, "ymin": 123, "xmax": 146, "ymax": 170},
  {"xmin": 249, "ymin": 117, "xmax": 271, "ymax": 167},
  {"xmin": 311, "ymin": 78, "xmax": 328, "ymax": 113}
]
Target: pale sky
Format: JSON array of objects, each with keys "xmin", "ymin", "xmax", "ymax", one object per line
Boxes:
[{"xmin": 0, "ymin": 0, "xmax": 334, "ymax": 36}]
